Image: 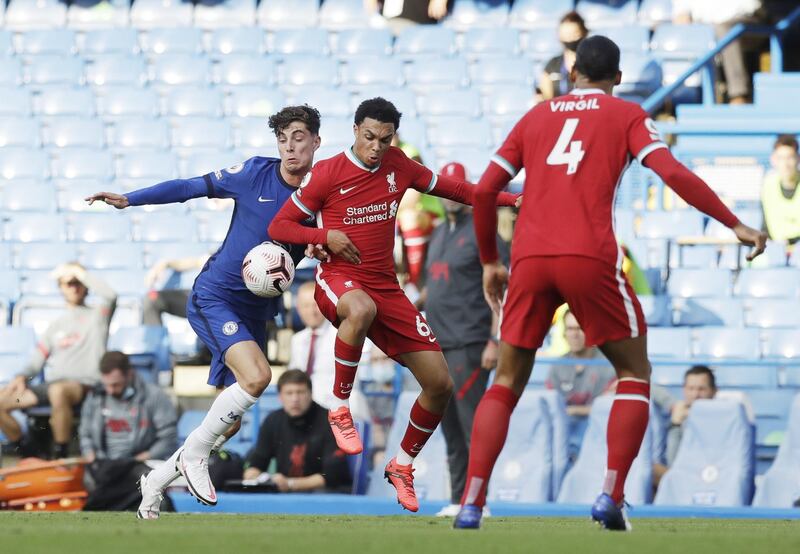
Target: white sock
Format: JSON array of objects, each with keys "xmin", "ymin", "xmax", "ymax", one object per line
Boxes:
[
  {"xmin": 395, "ymin": 450, "xmax": 415, "ymax": 466},
  {"xmin": 146, "ymin": 449, "xmax": 182, "ymax": 491},
  {"xmin": 183, "ymin": 383, "xmax": 258, "ymax": 460},
  {"xmin": 328, "ymin": 395, "xmax": 350, "ymax": 410}
]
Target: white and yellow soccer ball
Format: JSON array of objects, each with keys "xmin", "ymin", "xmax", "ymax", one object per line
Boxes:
[{"xmin": 241, "ymin": 242, "xmax": 295, "ymax": 298}]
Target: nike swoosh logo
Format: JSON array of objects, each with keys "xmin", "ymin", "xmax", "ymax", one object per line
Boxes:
[
  {"xmin": 340, "ymin": 186, "xmax": 357, "ymax": 194},
  {"xmin": 258, "ymin": 197, "xmax": 275, "ymax": 202}
]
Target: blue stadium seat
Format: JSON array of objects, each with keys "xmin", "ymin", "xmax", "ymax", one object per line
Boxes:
[
  {"xmin": 341, "ymin": 57, "xmax": 405, "ymax": 89},
  {"xmin": 0, "ymin": 244, "xmax": 10, "ymax": 269},
  {"xmin": 0, "ymin": 30, "xmax": 13, "ymax": 56},
  {"xmin": 149, "ymin": 54, "xmax": 211, "ymax": 88},
  {"xmin": 557, "ymin": 395, "xmax": 653, "ymax": 505},
  {"xmin": 519, "ymin": 29, "xmax": 561, "ymax": 62},
  {"xmin": 198, "ymin": 212, "xmax": 234, "ymax": 244},
  {"xmin": 134, "ymin": 213, "xmax": 199, "ymax": 243},
  {"xmin": 352, "ymin": 87, "xmax": 417, "ymax": 119},
  {"xmin": 233, "ymin": 117, "xmax": 276, "ymax": 150},
  {"xmin": 5, "ymin": 0, "xmax": 67, "ymax": 30},
  {"xmin": 0, "ymin": 57, "xmax": 22, "ymax": 86},
  {"xmin": 170, "ymin": 117, "xmax": 232, "ymax": 151},
  {"xmin": 333, "ymin": 28, "xmax": 392, "ymax": 58},
  {"xmin": 651, "ymin": 365, "xmax": 689, "ymax": 387},
  {"xmin": 19, "ymin": 269, "xmax": 61, "ymax": 296},
  {"xmin": 638, "ymin": 0, "xmax": 673, "ymax": 27},
  {"xmin": 4, "ymin": 213, "xmax": 64, "ymax": 243},
  {"xmin": 86, "ymin": 55, "xmax": 147, "ymax": 88},
  {"xmin": 693, "ymin": 327, "xmax": 762, "ymax": 359},
  {"xmin": 393, "ymin": 118, "xmax": 427, "ymax": 151},
  {"xmin": 0, "ymin": 147, "xmax": 48, "ymax": 180},
  {"xmin": 116, "ymin": 151, "xmax": 178, "ymax": 180},
  {"xmin": 108, "ymin": 325, "xmax": 171, "ymax": 377},
  {"xmin": 0, "ymin": 325, "xmax": 36, "ymax": 362},
  {"xmin": 395, "ymin": 26, "xmax": 457, "ymax": 60},
  {"xmin": 318, "ymin": 116, "xmax": 355, "ymax": 148},
  {"xmin": 460, "ymin": 27, "xmax": 519, "ymax": 60},
  {"xmin": 655, "ymin": 400, "xmax": 754, "ymax": 506},
  {"xmin": 318, "ymin": 0, "xmax": 370, "ymax": 30},
  {"xmin": 177, "ymin": 410, "xmax": 206, "ymax": 441},
  {"xmin": 445, "ymin": 0, "xmax": 510, "ymax": 30},
  {"xmin": 80, "ymin": 242, "xmax": 144, "ymax": 270},
  {"xmin": 96, "ymin": 87, "xmax": 160, "ymax": 119},
  {"xmin": 24, "ymin": 55, "xmax": 84, "ymax": 87},
  {"xmin": 577, "ymin": 0, "xmax": 638, "ymax": 27},
  {"xmin": 15, "ymin": 29, "xmax": 75, "ymax": 56},
  {"xmin": 42, "ymin": 117, "xmax": 105, "ymax": 149},
  {"xmin": 735, "ymin": 268, "xmax": 800, "ymax": 299},
  {"xmin": 471, "ymin": 58, "xmax": 535, "ymax": 91},
  {"xmin": 78, "ymin": 28, "xmax": 139, "ymax": 57},
  {"xmin": 648, "ymin": 327, "xmax": 692, "ymax": 358},
  {"xmin": 12, "ymin": 242, "xmax": 78, "ymax": 270},
  {"xmin": 278, "ymin": 55, "xmax": 339, "ymax": 88},
  {"xmin": 509, "ymin": 0, "xmax": 572, "ymax": 30},
  {"xmin": 435, "ymin": 147, "xmax": 491, "ymax": 182},
  {"xmin": 57, "ymin": 182, "xmax": 116, "ymax": 213},
  {"xmin": 194, "ymin": 0, "xmax": 256, "ymax": 30},
  {"xmin": 180, "ymin": 151, "xmax": 243, "ymax": 181},
  {"xmin": 110, "ymin": 118, "xmax": 170, "ymax": 150},
  {"xmin": 427, "ymin": 118, "xmax": 492, "ymax": 149},
  {"xmin": 205, "ymin": 27, "xmax": 263, "ymax": 57},
  {"xmin": 213, "ymin": 54, "xmax": 276, "ymax": 86},
  {"xmin": 638, "ymin": 210, "xmax": 705, "ymax": 239},
  {"xmin": 224, "ymin": 87, "xmax": 285, "ymax": 120},
  {"xmin": 745, "ymin": 299, "xmax": 800, "ymax": 328},
  {"xmin": 130, "ymin": 0, "xmax": 193, "ymax": 28},
  {"xmin": 616, "ymin": 54, "xmax": 662, "ymax": 97},
  {"xmin": 785, "ymin": 367, "xmax": 800, "ymax": 387},
  {"xmin": 93, "ymin": 268, "xmax": 146, "ymax": 297},
  {"xmin": 51, "ymin": 147, "xmax": 114, "ymax": 181},
  {"xmin": 753, "ymin": 393, "xmax": 800, "ymax": 507},
  {"xmin": 669, "ymin": 244, "xmax": 718, "ymax": 269},
  {"xmin": 69, "ymin": 213, "xmax": 131, "ymax": 243},
  {"xmin": 651, "ymin": 23, "xmax": 716, "ymax": 59},
  {"xmin": 715, "ymin": 366, "xmax": 779, "ymax": 389},
  {"xmin": 267, "ymin": 28, "xmax": 329, "ymax": 56},
  {"xmin": 367, "ymin": 391, "xmax": 448, "ymax": 501},
  {"xmin": 671, "ymin": 297, "xmax": 744, "ymax": 327},
  {"xmin": 529, "ymin": 389, "xmax": 569, "ymax": 499},
  {"xmin": 289, "ymin": 87, "xmax": 352, "ymax": 118},
  {"xmin": 144, "ymin": 242, "xmax": 210, "ymax": 268},
  {"xmin": 417, "ymin": 89, "xmax": 481, "ymax": 119},
  {"xmin": 483, "ymin": 85, "xmax": 535, "ymax": 122},
  {"xmin": 639, "ymin": 294, "xmax": 672, "ymax": 326},
  {"xmin": 592, "ymin": 24, "xmax": 651, "ymax": 52},
  {"xmin": 762, "ymin": 329, "xmax": 800, "ymax": 359},
  {"xmin": 34, "ymin": 87, "xmax": 95, "ymax": 117},
  {"xmin": 667, "ymin": 268, "xmax": 732, "ymax": 298},
  {"xmin": 0, "ymin": 87, "xmax": 32, "ymax": 116},
  {"xmin": 140, "ymin": 27, "xmax": 203, "ymax": 56},
  {"xmin": 487, "ymin": 390, "xmax": 552, "ymax": 502},
  {"xmin": 257, "ymin": 0, "xmax": 318, "ymax": 29},
  {"xmin": 0, "ymin": 116, "xmax": 40, "ymax": 148}
]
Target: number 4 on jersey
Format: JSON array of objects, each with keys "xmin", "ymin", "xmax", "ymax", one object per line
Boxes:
[{"xmin": 547, "ymin": 118, "xmax": 585, "ymax": 175}]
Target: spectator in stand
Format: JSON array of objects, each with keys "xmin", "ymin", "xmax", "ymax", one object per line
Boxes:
[
  {"xmin": 673, "ymin": 0, "xmax": 762, "ymax": 104},
  {"xmin": 761, "ymin": 134, "xmax": 800, "ymax": 245},
  {"xmin": 538, "ymin": 11, "xmax": 589, "ymax": 100},
  {"xmin": 365, "ymin": 0, "xmax": 452, "ymax": 34},
  {"xmin": 288, "ymin": 281, "xmax": 370, "ymax": 422},
  {"xmin": 243, "ymin": 370, "xmax": 352, "ymax": 493},
  {"xmin": 0, "ymin": 263, "xmax": 116, "ymax": 459},
  {"xmin": 652, "ymin": 365, "xmax": 717, "ymax": 487},
  {"xmin": 546, "ymin": 309, "xmax": 616, "ymax": 458},
  {"xmin": 420, "ymin": 162, "xmax": 509, "ymax": 517}
]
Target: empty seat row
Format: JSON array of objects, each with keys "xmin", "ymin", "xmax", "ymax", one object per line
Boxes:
[{"xmin": 648, "ymin": 327, "xmax": 800, "ymax": 360}]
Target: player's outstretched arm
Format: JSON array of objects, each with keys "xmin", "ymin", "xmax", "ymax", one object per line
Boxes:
[
  {"xmin": 269, "ymin": 201, "xmax": 361, "ymax": 264},
  {"xmin": 85, "ymin": 176, "xmax": 211, "ymax": 209},
  {"xmin": 426, "ymin": 173, "xmax": 519, "ymax": 208},
  {"xmin": 643, "ymin": 148, "xmax": 767, "ymax": 261}
]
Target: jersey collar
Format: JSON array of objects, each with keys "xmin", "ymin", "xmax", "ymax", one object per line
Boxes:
[
  {"xmin": 345, "ymin": 147, "xmax": 381, "ymax": 173},
  {"xmin": 570, "ymin": 88, "xmax": 606, "ymax": 96}
]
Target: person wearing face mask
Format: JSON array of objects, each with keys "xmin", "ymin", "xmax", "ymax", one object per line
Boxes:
[
  {"xmin": 418, "ymin": 162, "xmax": 510, "ymax": 517},
  {"xmin": 538, "ymin": 11, "xmax": 590, "ymax": 101}
]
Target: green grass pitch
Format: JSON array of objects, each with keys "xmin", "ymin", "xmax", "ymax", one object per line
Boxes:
[{"xmin": 0, "ymin": 513, "xmax": 798, "ymax": 554}]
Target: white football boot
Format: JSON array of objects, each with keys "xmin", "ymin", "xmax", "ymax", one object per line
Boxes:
[{"xmin": 177, "ymin": 450, "xmax": 217, "ymax": 506}]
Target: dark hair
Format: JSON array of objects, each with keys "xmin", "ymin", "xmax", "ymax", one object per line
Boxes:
[
  {"xmin": 774, "ymin": 134, "xmax": 799, "ymax": 152},
  {"xmin": 277, "ymin": 369, "xmax": 312, "ymax": 392},
  {"xmin": 100, "ymin": 351, "xmax": 131, "ymax": 375},
  {"xmin": 574, "ymin": 35, "xmax": 620, "ymax": 83},
  {"xmin": 560, "ymin": 10, "xmax": 588, "ymax": 35},
  {"xmin": 684, "ymin": 365, "xmax": 716, "ymax": 389},
  {"xmin": 354, "ymin": 97, "xmax": 402, "ymax": 131},
  {"xmin": 268, "ymin": 104, "xmax": 321, "ymax": 137}
]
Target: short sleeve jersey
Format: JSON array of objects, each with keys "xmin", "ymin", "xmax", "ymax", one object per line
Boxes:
[
  {"xmin": 290, "ymin": 146, "xmax": 438, "ymax": 283},
  {"xmin": 493, "ymin": 89, "xmax": 667, "ymax": 266}
]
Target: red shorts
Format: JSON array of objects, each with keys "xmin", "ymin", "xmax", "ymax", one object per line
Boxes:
[
  {"xmin": 500, "ymin": 255, "xmax": 646, "ymax": 349},
  {"xmin": 314, "ymin": 267, "xmax": 441, "ymax": 359}
]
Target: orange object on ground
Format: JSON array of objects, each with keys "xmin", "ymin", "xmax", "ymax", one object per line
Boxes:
[{"xmin": 0, "ymin": 458, "xmax": 86, "ymax": 503}]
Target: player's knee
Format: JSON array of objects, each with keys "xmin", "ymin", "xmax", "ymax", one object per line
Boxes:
[
  {"xmin": 240, "ymin": 364, "xmax": 271, "ymax": 397},
  {"xmin": 346, "ymin": 299, "xmax": 377, "ymax": 330},
  {"xmin": 428, "ymin": 373, "xmax": 454, "ymax": 403}
]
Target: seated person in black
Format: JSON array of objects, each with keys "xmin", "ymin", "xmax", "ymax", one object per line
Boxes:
[{"xmin": 243, "ymin": 369, "xmax": 352, "ymax": 493}]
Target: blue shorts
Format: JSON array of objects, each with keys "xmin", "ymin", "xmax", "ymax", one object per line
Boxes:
[{"xmin": 187, "ymin": 292, "xmax": 268, "ymax": 388}]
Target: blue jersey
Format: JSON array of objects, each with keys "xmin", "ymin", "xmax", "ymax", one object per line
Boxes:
[{"xmin": 126, "ymin": 157, "xmax": 308, "ymax": 320}]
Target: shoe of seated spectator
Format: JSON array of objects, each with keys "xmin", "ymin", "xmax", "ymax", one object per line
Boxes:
[
  {"xmin": 137, "ymin": 472, "xmax": 164, "ymax": 520},
  {"xmin": 177, "ymin": 450, "xmax": 217, "ymax": 506}
]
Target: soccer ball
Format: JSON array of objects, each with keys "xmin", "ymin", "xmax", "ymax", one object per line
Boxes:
[{"xmin": 241, "ymin": 242, "xmax": 295, "ymax": 298}]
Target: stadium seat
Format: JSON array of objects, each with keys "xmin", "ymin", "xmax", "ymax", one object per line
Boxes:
[
  {"xmin": 3, "ymin": 213, "xmax": 64, "ymax": 243},
  {"xmin": 108, "ymin": 325, "xmax": 171, "ymax": 377},
  {"xmin": 224, "ymin": 86, "xmax": 285, "ymax": 118},
  {"xmin": 519, "ymin": 29, "xmax": 561, "ymax": 63},
  {"xmin": 671, "ymin": 297, "xmax": 744, "ymax": 327},
  {"xmin": 139, "ymin": 27, "xmax": 203, "ymax": 56},
  {"xmin": 180, "ymin": 150, "xmax": 242, "ymax": 180},
  {"xmin": 592, "ymin": 24, "xmax": 651, "ymax": 53},
  {"xmin": 529, "ymin": 389, "xmax": 569, "ymax": 499},
  {"xmin": 427, "ymin": 118, "xmax": 492, "ymax": 149},
  {"xmin": 616, "ymin": 54, "xmax": 663, "ymax": 97},
  {"xmin": 483, "ymin": 85, "xmax": 536, "ymax": 122},
  {"xmin": 669, "ymin": 244, "xmax": 718, "ymax": 269},
  {"xmin": 648, "ymin": 327, "xmax": 693, "ymax": 358},
  {"xmin": 417, "ymin": 89, "xmax": 481, "ymax": 119},
  {"xmin": 19, "ymin": 268, "xmax": 63, "ymax": 297},
  {"xmin": 33, "ymin": 86, "xmax": 95, "ymax": 117},
  {"xmin": 0, "ymin": 87, "xmax": 31, "ymax": 117},
  {"xmin": 0, "ymin": 244, "xmax": 10, "ymax": 269},
  {"xmin": 734, "ymin": 268, "xmax": 800, "ymax": 299},
  {"xmin": 289, "ymin": 87, "xmax": 352, "ymax": 118},
  {"xmin": 134, "ymin": 213, "xmax": 199, "ymax": 243},
  {"xmin": 198, "ymin": 212, "xmax": 234, "ymax": 243},
  {"xmin": 557, "ymin": 395, "xmax": 653, "ymax": 505},
  {"xmin": 78, "ymin": 28, "xmax": 139, "ymax": 57},
  {"xmin": 0, "ymin": 327, "xmax": 36, "ymax": 381},
  {"xmin": 205, "ymin": 27, "xmax": 263, "ymax": 57},
  {"xmin": 51, "ymin": 147, "xmax": 113, "ymax": 181},
  {"xmin": 639, "ymin": 294, "xmax": 672, "ymax": 326},
  {"xmin": 257, "ymin": 0, "xmax": 318, "ymax": 29},
  {"xmin": 130, "ymin": 0, "xmax": 193, "ymax": 29},
  {"xmin": 509, "ymin": 0, "xmax": 572, "ymax": 29},
  {"xmin": 12, "ymin": 241, "xmax": 77, "ymax": 271},
  {"xmin": 213, "ymin": 54, "xmax": 276, "ymax": 87},
  {"xmin": 149, "ymin": 54, "xmax": 211, "ymax": 88},
  {"xmin": 194, "ymin": 0, "xmax": 256, "ymax": 29},
  {"xmin": 109, "ymin": 118, "xmax": 170, "ymax": 150},
  {"xmin": 655, "ymin": 400, "xmax": 754, "ymax": 506},
  {"xmin": 395, "ymin": 26, "xmax": 457, "ymax": 60},
  {"xmin": 0, "ymin": 59, "xmax": 23, "ymax": 88},
  {"xmin": 745, "ymin": 299, "xmax": 800, "ymax": 328},
  {"xmin": 638, "ymin": 210, "xmax": 705, "ymax": 239},
  {"xmin": 80, "ymin": 242, "xmax": 144, "ymax": 270},
  {"xmin": 232, "ymin": 117, "xmax": 275, "ymax": 150},
  {"xmin": 0, "ymin": 147, "xmax": 49, "ymax": 180},
  {"xmin": 116, "ymin": 151, "xmax": 178, "ymax": 180},
  {"xmin": 0, "ymin": 116, "xmax": 40, "ymax": 148},
  {"xmin": 68, "ymin": 213, "xmax": 131, "ymax": 243},
  {"xmin": 57, "ymin": 181, "xmax": 115, "ymax": 213},
  {"xmin": 445, "ymin": 0, "xmax": 509, "ymax": 30},
  {"xmin": 651, "ymin": 23, "xmax": 716, "ymax": 59},
  {"xmin": 144, "ymin": 242, "xmax": 210, "ymax": 268},
  {"xmin": 332, "ymin": 28, "xmax": 392, "ymax": 58},
  {"xmin": 23, "ymin": 55, "xmax": 84, "ymax": 87},
  {"xmin": 367, "ymin": 391, "xmax": 448, "ymax": 501},
  {"xmin": 487, "ymin": 390, "xmax": 553, "ymax": 502},
  {"xmin": 785, "ymin": 367, "xmax": 800, "ymax": 387},
  {"xmin": 715, "ymin": 366, "xmax": 779, "ymax": 389},
  {"xmin": 4, "ymin": 0, "xmax": 67, "ymax": 30},
  {"xmin": 434, "ymin": 147, "xmax": 490, "ymax": 182},
  {"xmin": 577, "ymin": 0, "xmax": 638, "ymax": 27},
  {"xmin": 68, "ymin": 0, "xmax": 130, "ymax": 33},
  {"xmin": 318, "ymin": 0, "xmax": 370, "ymax": 30},
  {"xmin": 341, "ymin": 57, "xmax": 405, "ymax": 90},
  {"xmin": 762, "ymin": 329, "xmax": 800, "ymax": 359},
  {"xmin": 693, "ymin": 327, "xmax": 762, "ymax": 359},
  {"xmin": 92, "ymin": 269, "xmax": 146, "ymax": 297},
  {"xmin": 170, "ymin": 117, "xmax": 232, "ymax": 151},
  {"xmin": 638, "ymin": 0, "xmax": 673, "ymax": 27},
  {"xmin": 470, "ymin": 58, "xmax": 535, "ymax": 91},
  {"xmin": 667, "ymin": 268, "xmax": 732, "ymax": 298},
  {"xmin": 42, "ymin": 117, "xmax": 105, "ymax": 149},
  {"xmin": 753, "ymin": 393, "xmax": 800, "ymax": 507},
  {"xmin": 0, "ymin": 30, "xmax": 12, "ymax": 56},
  {"xmin": 177, "ymin": 410, "xmax": 205, "ymax": 442},
  {"xmin": 459, "ymin": 27, "xmax": 519, "ymax": 60},
  {"xmin": 317, "ymin": 116, "xmax": 355, "ymax": 148},
  {"xmin": 278, "ymin": 55, "xmax": 339, "ymax": 89},
  {"xmin": 96, "ymin": 87, "xmax": 160, "ymax": 119},
  {"xmin": 15, "ymin": 28, "xmax": 76, "ymax": 55},
  {"xmin": 651, "ymin": 364, "xmax": 689, "ymax": 387},
  {"xmin": 267, "ymin": 28, "xmax": 329, "ymax": 57},
  {"xmin": 86, "ymin": 55, "xmax": 148, "ymax": 88}
]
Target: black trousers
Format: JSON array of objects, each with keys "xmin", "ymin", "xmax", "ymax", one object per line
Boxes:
[
  {"xmin": 440, "ymin": 342, "xmax": 490, "ymax": 504},
  {"xmin": 143, "ymin": 289, "xmax": 191, "ymax": 325}
]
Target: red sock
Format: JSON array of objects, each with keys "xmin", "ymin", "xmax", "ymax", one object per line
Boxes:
[
  {"xmin": 402, "ymin": 227, "xmax": 429, "ymax": 286},
  {"xmin": 399, "ymin": 399, "xmax": 443, "ymax": 461},
  {"xmin": 333, "ymin": 336, "xmax": 361, "ymax": 400},
  {"xmin": 460, "ymin": 384, "xmax": 520, "ymax": 508},
  {"xmin": 604, "ymin": 379, "xmax": 650, "ymax": 504}
]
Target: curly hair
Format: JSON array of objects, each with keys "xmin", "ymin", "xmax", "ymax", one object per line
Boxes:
[{"xmin": 268, "ymin": 104, "xmax": 321, "ymax": 137}]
